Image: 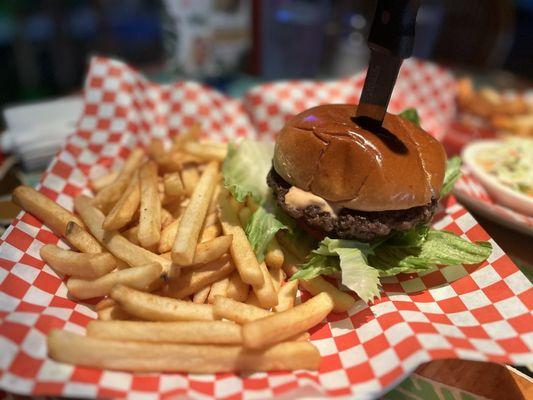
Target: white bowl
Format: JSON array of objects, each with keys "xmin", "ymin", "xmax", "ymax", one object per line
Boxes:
[{"xmin": 462, "ymin": 140, "xmax": 533, "ymax": 217}]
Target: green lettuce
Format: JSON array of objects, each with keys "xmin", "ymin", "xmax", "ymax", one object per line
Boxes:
[
  {"xmin": 399, "ymin": 108, "xmax": 420, "ymax": 125},
  {"xmin": 222, "ymin": 139, "xmax": 274, "ymax": 203},
  {"xmin": 292, "ymin": 229, "xmax": 492, "ymax": 303},
  {"xmin": 441, "ymin": 156, "xmax": 462, "ymax": 198},
  {"xmin": 245, "ymin": 206, "xmax": 287, "ymax": 261}
]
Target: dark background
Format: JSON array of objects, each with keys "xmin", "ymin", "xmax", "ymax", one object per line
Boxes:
[{"xmin": 0, "ymin": 0, "xmax": 532, "ymax": 110}]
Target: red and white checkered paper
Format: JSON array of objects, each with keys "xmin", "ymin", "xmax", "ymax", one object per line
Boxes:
[{"xmin": 0, "ymin": 57, "xmax": 532, "ymax": 400}]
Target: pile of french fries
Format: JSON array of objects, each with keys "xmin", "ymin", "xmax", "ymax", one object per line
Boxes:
[
  {"xmin": 12, "ymin": 125, "xmax": 355, "ymax": 373},
  {"xmin": 457, "ymin": 77, "xmax": 533, "ymax": 137}
]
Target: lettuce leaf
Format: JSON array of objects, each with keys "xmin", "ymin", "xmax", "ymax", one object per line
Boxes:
[
  {"xmin": 222, "ymin": 140, "xmax": 275, "ymax": 203},
  {"xmin": 441, "ymin": 156, "xmax": 462, "ymax": 198},
  {"xmin": 292, "ymin": 228, "xmax": 492, "ymax": 302},
  {"xmin": 245, "ymin": 206, "xmax": 287, "ymax": 261},
  {"xmin": 399, "ymin": 108, "xmax": 420, "ymax": 125}
]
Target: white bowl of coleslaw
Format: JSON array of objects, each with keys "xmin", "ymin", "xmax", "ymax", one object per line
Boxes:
[{"xmin": 462, "ymin": 138, "xmax": 533, "ymax": 217}]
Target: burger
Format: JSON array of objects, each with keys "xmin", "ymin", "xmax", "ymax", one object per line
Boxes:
[{"xmin": 267, "ymin": 104, "xmax": 446, "ymax": 242}]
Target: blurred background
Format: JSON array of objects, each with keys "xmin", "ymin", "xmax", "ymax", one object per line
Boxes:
[{"xmin": 0, "ymin": 0, "xmax": 532, "ymax": 110}]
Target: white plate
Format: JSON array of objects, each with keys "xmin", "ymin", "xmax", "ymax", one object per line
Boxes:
[{"xmin": 461, "ymin": 140, "xmax": 533, "ymax": 217}]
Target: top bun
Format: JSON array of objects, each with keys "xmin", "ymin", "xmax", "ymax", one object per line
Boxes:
[{"xmin": 272, "ymin": 104, "xmax": 446, "ymax": 211}]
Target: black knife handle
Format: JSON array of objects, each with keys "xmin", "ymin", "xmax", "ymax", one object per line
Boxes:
[{"xmin": 367, "ymin": 0, "xmax": 421, "ymax": 59}]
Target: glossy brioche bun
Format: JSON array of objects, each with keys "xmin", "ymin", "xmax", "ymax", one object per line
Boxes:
[{"xmin": 272, "ymin": 104, "xmax": 446, "ymax": 212}]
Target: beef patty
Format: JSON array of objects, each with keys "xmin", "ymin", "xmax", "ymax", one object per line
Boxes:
[{"xmin": 267, "ymin": 168, "xmax": 438, "ymax": 242}]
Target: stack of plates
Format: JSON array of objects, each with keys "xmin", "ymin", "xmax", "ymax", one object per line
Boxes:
[{"xmin": 1, "ymin": 96, "xmax": 83, "ymax": 170}]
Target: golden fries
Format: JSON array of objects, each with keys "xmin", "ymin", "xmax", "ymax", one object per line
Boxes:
[
  {"xmin": 48, "ymin": 330, "xmax": 320, "ymax": 372},
  {"xmin": 213, "ymin": 296, "xmax": 271, "ymax": 324},
  {"xmin": 190, "ymin": 235, "xmax": 232, "ymax": 266},
  {"xmin": 238, "ymin": 207, "xmax": 252, "ymax": 227},
  {"xmin": 200, "ymin": 224, "xmax": 220, "ymax": 242},
  {"xmin": 192, "ymin": 285, "xmax": 211, "ymax": 304},
  {"xmin": 283, "ymin": 250, "xmax": 355, "ymax": 313},
  {"xmin": 275, "ymin": 280, "xmax": 299, "ymax": 312},
  {"xmin": 97, "ymin": 305, "xmax": 135, "ymax": 321},
  {"xmin": 103, "ymin": 172, "xmax": 141, "ymax": 230},
  {"xmin": 252, "ymin": 262, "xmax": 278, "ymax": 308},
  {"xmin": 12, "ymin": 185, "xmax": 84, "ymax": 235},
  {"xmin": 67, "ymin": 263, "xmax": 162, "ymax": 300},
  {"xmin": 40, "ymin": 244, "xmax": 116, "ymax": 279},
  {"xmin": 87, "ymin": 320, "xmax": 242, "ymax": 344},
  {"xmin": 74, "ymin": 195, "xmax": 175, "ymax": 276},
  {"xmin": 163, "ymin": 172, "xmax": 185, "ymax": 199},
  {"xmin": 265, "ymin": 238, "xmax": 284, "ymax": 269},
  {"xmin": 111, "ymin": 285, "xmax": 215, "ymax": 321},
  {"xmin": 269, "ymin": 267, "xmax": 285, "ymax": 292},
  {"xmin": 158, "ymin": 218, "xmax": 181, "ymax": 253},
  {"xmin": 93, "ymin": 148, "xmax": 145, "ymax": 208},
  {"xmin": 225, "ymin": 271, "xmax": 249, "ymax": 302},
  {"xmin": 181, "ymin": 165, "xmax": 200, "ymax": 195},
  {"xmin": 164, "ymin": 255, "xmax": 235, "ymax": 299},
  {"xmin": 242, "ymin": 292, "xmax": 333, "ymax": 349},
  {"xmin": 172, "ymin": 123, "xmax": 201, "ymax": 151},
  {"xmin": 91, "ymin": 171, "xmax": 119, "ymax": 192},
  {"xmin": 138, "ymin": 161, "xmax": 162, "ymax": 248},
  {"xmin": 207, "ymin": 277, "xmax": 229, "ymax": 304},
  {"xmin": 218, "ymin": 193, "xmax": 263, "ymax": 285},
  {"xmin": 172, "ymin": 162, "xmax": 218, "ymax": 265},
  {"xmin": 183, "ymin": 142, "xmax": 227, "ymax": 162},
  {"xmin": 64, "ymin": 221, "xmax": 103, "ymax": 253}
]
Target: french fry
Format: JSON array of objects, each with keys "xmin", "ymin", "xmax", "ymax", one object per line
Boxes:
[
  {"xmin": 192, "ymin": 285, "xmax": 211, "ymax": 304},
  {"xmin": 265, "ymin": 238, "xmax": 284, "ymax": 269},
  {"xmin": 252, "ymin": 262, "xmax": 278, "ymax": 308},
  {"xmin": 93, "ymin": 148, "xmax": 145, "ymax": 208},
  {"xmin": 190, "ymin": 235, "xmax": 232, "ymax": 267},
  {"xmin": 218, "ymin": 193, "xmax": 263, "ymax": 285},
  {"xmin": 158, "ymin": 218, "xmax": 181, "ymax": 253},
  {"xmin": 242, "ymin": 292, "xmax": 334, "ymax": 349},
  {"xmin": 268, "ymin": 267, "xmax": 286, "ymax": 292},
  {"xmin": 111, "ymin": 285, "xmax": 215, "ymax": 321},
  {"xmin": 40, "ymin": 244, "xmax": 116, "ymax": 279},
  {"xmin": 202, "ymin": 212, "xmax": 218, "ymax": 229},
  {"xmin": 138, "ymin": 161, "xmax": 161, "ymax": 248},
  {"xmin": 229, "ymin": 196, "xmax": 243, "ymax": 213},
  {"xmin": 67, "ymin": 263, "xmax": 162, "ymax": 300},
  {"xmin": 97, "ymin": 305, "xmax": 135, "ymax": 321},
  {"xmin": 122, "ymin": 225, "xmax": 140, "ymax": 245},
  {"xmin": 172, "ymin": 162, "xmax": 218, "ymax": 265},
  {"xmin": 274, "ymin": 280, "xmax": 299, "ymax": 312},
  {"xmin": 91, "ymin": 171, "xmax": 119, "ymax": 192},
  {"xmin": 64, "ymin": 221, "xmax": 103, "ymax": 253},
  {"xmin": 163, "ymin": 172, "xmax": 185, "ymax": 199},
  {"xmin": 147, "ymin": 138, "xmax": 166, "ymax": 164},
  {"xmin": 207, "ymin": 185, "xmax": 221, "ymax": 215},
  {"xmin": 48, "ymin": 330, "xmax": 321, "ymax": 372},
  {"xmin": 225, "ymin": 271, "xmax": 249, "ymax": 302},
  {"xmin": 282, "ymin": 250, "xmax": 355, "ymax": 313},
  {"xmin": 183, "ymin": 142, "xmax": 227, "ymax": 162},
  {"xmin": 200, "ymin": 224, "xmax": 220, "ymax": 242},
  {"xmin": 172, "ymin": 123, "xmax": 201, "ymax": 151},
  {"xmin": 246, "ymin": 197, "xmax": 259, "ymax": 212},
  {"xmin": 238, "ymin": 207, "xmax": 252, "ymax": 227},
  {"xmin": 12, "ymin": 185, "xmax": 84, "ymax": 236},
  {"xmin": 160, "ymin": 208, "xmax": 174, "ymax": 229},
  {"xmin": 102, "ymin": 172, "xmax": 141, "ymax": 230},
  {"xmin": 95, "ymin": 297, "xmax": 116, "ymax": 311},
  {"xmin": 207, "ymin": 277, "xmax": 229, "ymax": 304},
  {"xmin": 181, "ymin": 165, "xmax": 200, "ymax": 196},
  {"xmin": 164, "ymin": 255, "xmax": 235, "ymax": 299},
  {"xmin": 74, "ymin": 195, "xmax": 175, "ymax": 276},
  {"xmin": 213, "ymin": 296, "xmax": 271, "ymax": 324},
  {"xmin": 87, "ymin": 320, "xmax": 242, "ymax": 344},
  {"xmin": 245, "ymin": 291, "xmax": 263, "ymax": 308}
]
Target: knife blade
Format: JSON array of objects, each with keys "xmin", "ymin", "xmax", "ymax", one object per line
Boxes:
[{"xmin": 356, "ymin": 0, "xmax": 421, "ymax": 125}]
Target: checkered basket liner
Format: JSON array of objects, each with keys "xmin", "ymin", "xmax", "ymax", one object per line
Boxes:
[{"xmin": 0, "ymin": 57, "xmax": 531, "ymax": 400}]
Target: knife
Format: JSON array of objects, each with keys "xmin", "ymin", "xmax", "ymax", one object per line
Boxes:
[{"xmin": 356, "ymin": 0, "xmax": 421, "ymax": 125}]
